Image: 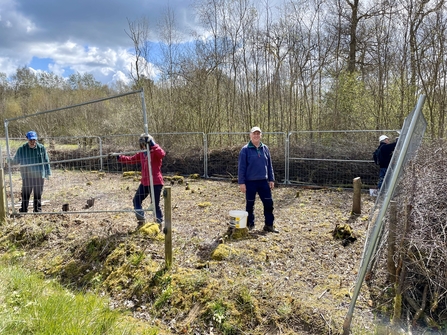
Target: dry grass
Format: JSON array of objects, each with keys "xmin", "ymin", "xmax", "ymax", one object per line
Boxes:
[{"xmin": 1, "ymin": 171, "xmax": 379, "ymax": 334}]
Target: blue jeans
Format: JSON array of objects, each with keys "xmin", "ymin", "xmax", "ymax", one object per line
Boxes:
[
  {"xmin": 133, "ymin": 184, "xmax": 163, "ymax": 223},
  {"xmin": 245, "ymin": 180, "xmax": 274, "ymax": 227},
  {"xmin": 377, "ymin": 168, "xmax": 387, "ymax": 189}
]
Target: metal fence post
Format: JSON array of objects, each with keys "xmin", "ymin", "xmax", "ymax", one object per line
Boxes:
[
  {"xmin": 164, "ymin": 186, "xmax": 172, "ymax": 268},
  {"xmin": 203, "ymin": 133, "xmax": 208, "ymax": 178},
  {"xmin": 0, "ymin": 167, "xmax": 7, "ymax": 223},
  {"xmin": 284, "ymin": 132, "xmax": 290, "ymax": 184}
]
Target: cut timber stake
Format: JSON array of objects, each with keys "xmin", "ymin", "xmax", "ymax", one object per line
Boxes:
[{"xmin": 351, "ymin": 177, "xmax": 361, "ymax": 215}]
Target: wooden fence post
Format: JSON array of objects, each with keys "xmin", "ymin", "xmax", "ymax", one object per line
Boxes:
[
  {"xmin": 387, "ymin": 200, "xmax": 397, "ymax": 282},
  {"xmin": 163, "ymin": 186, "xmax": 172, "ymax": 268},
  {"xmin": 0, "ymin": 168, "xmax": 7, "ymax": 223},
  {"xmin": 352, "ymin": 177, "xmax": 361, "ymax": 215}
]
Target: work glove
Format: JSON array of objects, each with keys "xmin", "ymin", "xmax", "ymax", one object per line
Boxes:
[
  {"xmin": 108, "ymin": 153, "xmax": 120, "ymax": 159},
  {"xmin": 146, "ymin": 135, "xmax": 156, "ymax": 147}
]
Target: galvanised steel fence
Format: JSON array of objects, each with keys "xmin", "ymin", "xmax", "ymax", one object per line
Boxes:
[
  {"xmin": 286, "ymin": 130, "xmax": 400, "ymax": 187},
  {"xmin": 0, "ymin": 89, "xmax": 400, "ymax": 216},
  {"xmin": 1, "ymin": 129, "xmax": 398, "ymax": 216},
  {"xmin": 205, "ymin": 132, "xmax": 286, "ymax": 180},
  {"xmin": 2, "ymin": 129, "xmax": 397, "ymax": 191}
]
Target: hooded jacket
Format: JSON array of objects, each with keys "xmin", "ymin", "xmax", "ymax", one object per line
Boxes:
[{"xmin": 117, "ymin": 144, "xmax": 165, "ymax": 186}]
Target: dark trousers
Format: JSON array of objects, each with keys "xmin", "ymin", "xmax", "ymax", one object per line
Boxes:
[
  {"xmin": 378, "ymin": 167, "xmax": 388, "ymax": 189},
  {"xmin": 133, "ymin": 184, "xmax": 163, "ymax": 223},
  {"xmin": 21, "ymin": 177, "xmax": 44, "ymax": 212},
  {"xmin": 245, "ymin": 180, "xmax": 274, "ymax": 227}
]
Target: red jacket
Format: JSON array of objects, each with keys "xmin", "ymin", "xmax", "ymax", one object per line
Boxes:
[{"xmin": 118, "ymin": 144, "xmax": 165, "ymax": 186}]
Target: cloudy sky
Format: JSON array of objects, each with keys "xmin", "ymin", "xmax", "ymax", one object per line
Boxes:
[{"xmin": 0, "ymin": 0, "xmax": 201, "ymax": 85}]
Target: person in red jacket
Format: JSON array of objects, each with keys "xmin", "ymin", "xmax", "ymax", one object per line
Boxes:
[{"xmin": 116, "ymin": 134, "xmax": 165, "ymax": 226}]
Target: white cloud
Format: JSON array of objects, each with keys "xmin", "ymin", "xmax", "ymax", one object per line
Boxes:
[
  {"xmin": 112, "ymin": 71, "xmax": 131, "ymax": 85},
  {"xmin": 47, "ymin": 63, "xmax": 66, "ymax": 77},
  {"xmin": 0, "ymin": 0, "xmax": 200, "ymax": 84}
]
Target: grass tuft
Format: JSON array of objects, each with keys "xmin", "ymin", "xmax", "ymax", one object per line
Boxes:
[{"xmin": 0, "ymin": 262, "xmax": 159, "ymax": 335}]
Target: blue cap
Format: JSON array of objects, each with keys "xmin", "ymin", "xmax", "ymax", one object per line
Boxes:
[{"xmin": 26, "ymin": 131, "xmax": 38, "ymax": 140}]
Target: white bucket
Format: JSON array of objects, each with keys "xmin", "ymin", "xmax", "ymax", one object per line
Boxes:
[{"xmin": 229, "ymin": 210, "xmax": 248, "ymax": 229}]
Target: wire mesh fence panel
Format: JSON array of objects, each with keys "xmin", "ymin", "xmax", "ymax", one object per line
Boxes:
[
  {"xmin": 287, "ymin": 130, "xmax": 400, "ymax": 188},
  {"xmin": 342, "ymin": 95, "xmax": 427, "ymax": 335},
  {"xmin": 206, "ymin": 132, "xmax": 286, "ymax": 181},
  {"xmin": 3, "ymin": 90, "xmax": 148, "ymax": 215},
  {"xmin": 100, "ymin": 132, "xmax": 206, "ymax": 177},
  {"xmin": 2, "ymin": 114, "xmax": 403, "ymax": 217}
]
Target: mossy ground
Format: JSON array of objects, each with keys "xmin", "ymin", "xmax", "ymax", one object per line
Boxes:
[{"xmin": 0, "ymin": 172, "xmax": 378, "ymax": 334}]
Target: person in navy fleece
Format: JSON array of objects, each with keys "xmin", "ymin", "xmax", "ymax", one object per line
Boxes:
[
  {"xmin": 238, "ymin": 127, "xmax": 278, "ymax": 233},
  {"xmin": 377, "ymin": 135, "xmax": 398, "ymax": 190}
]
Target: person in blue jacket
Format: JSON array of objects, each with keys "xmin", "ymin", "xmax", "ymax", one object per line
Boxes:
[
  {"xmin": 238, "ymin": 126, "xmax": 278, "ymax": 233},
  {"xmin": 11, "ymin": 130, "xmax": 51, "ymax": 213},
  {"xmin": 377, "ymin": 135, "xmax": 398, "ymax": 190}
]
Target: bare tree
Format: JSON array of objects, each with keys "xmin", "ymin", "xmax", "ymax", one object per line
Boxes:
[{"xmin": 125, "ymin": 17, "xmax": 152, "ymax": 87}]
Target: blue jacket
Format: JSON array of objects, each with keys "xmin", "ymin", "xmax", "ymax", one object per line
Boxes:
[
  {"xmin": 238, "ymin": 141, "xmax": 274, "ymax": 184},
  {"xmin": 12, "ymin": 142, "xmax": 51, "ymax": 179},
  {"xmin": 378, "ymin": 141, "xmax": 397, "ymax": 168}
]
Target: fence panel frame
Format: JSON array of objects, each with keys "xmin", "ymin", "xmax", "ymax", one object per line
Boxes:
[{"xmin": 286, "ymin": 129, "xmax": 401, "ymax": 186}]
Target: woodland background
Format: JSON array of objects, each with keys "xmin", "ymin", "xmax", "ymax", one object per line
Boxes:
[
  {"xmin": 1, "ymin": 0, "xmax": 446, "ymax": 138},
  {"xmin": 2, "ymin": 0, "xmax": 447, "ymax": 332}
]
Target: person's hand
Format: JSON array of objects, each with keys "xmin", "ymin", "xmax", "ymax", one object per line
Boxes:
[
  {"xmin": 45, "ymin": 176, "xmax": 50, "ymax": 180},
  {"xmin": 239, "ymin": 184, "xmax": 246, "ymax": 193},
  {"xmin": 108, "ymin": 153, "xmax": 119, "ymax": 158},
  {"xmin": 269, "ymin": 181, "xmax": 275, "ymax": 190},
  {"xmin": 4, "ymin": 157, "xmax": 12, "ymax": 168},
  {"xmin": 145, "ymin": 134, "xmax": 156, "ymax": 147}
]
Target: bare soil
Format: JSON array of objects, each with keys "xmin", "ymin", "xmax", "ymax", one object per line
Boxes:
[{"xmin": 1, "ymin": 171, "xmax": 378, "ymax": 334}]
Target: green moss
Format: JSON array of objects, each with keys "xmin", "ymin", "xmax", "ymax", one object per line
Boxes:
[
  {"xmin": 64, "ymin": 259, "xmax": 90, "ymax": 278},
  {"xmin": 172, "ymin": 175, "xmax": 184, "ymax": 182},
  {"xmin": 99, "ymin": 241, "xmax": 166, "ymax": 299},
  {"xmin": 139, "ymin": 223, "xmax": 162, "ymax": 239},
  {"xmin": 211, "ymin": 244, "xmax": 237, "ymax": 261},
  {"xmin": 84, "ymin": 236, "xmax": 111, "ymax": 262},
  {"xmin": 230, "ymin": 228, "xmax": 248, "ymax": 239},
  {"xmin": 103, "ymin": 242, "xmax": 139, "ymax": 274},
  {"xmin": 4, "ymin": 222, "xmax": 51, "ymax": 248},
  {"xmin": 143, "ymin": 268, "xmax": 213, "ymax": 320},
  {"xmin": 0, "ymin": 250, "xmax": 26, "ymax": 264},
  {"xmin": 123, "ymin": 171, "xmax": 140, "ymax": 178},
  {"xmin": 332, "ymin": 223, "xmax": 353, "ymax": 239}
]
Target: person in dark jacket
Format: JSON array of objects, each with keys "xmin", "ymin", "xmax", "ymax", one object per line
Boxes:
[
  {"xmin": 11, "ymin": 130, "xmax": 51, "ymax": 212},
  {"xmin": 116, "ymin": 134, "xmax": 166, "ymax": 226},
  {"xmin": 238, "ymin": 126, "xmax": 278, "ymax": 233},
  {"xmin": 377, "ymin": 134, "xmax": 398, "ymax": 189}
]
